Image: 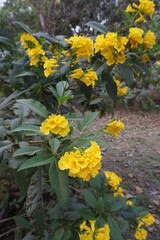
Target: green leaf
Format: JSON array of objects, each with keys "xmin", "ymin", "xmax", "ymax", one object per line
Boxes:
[
  {"xmin": 82, "ymin": 112, "xmax": 98, "ymax": 129},
  {"xmin": 56, "ymin": 81, "xmax": 69, "ymax": 97},
  {"xmin": 18, "ymin": 153, "xmax": 53, "ymax": 171},
  {"xmin": 96, "ymin": 197, "xmax": 105, "ymax": 214},
  {"xmin": 10, "ymin": 125, "xmax": 41, "ymax": 134},
  {"xmin": 118, "ymin": 63, "xmax": 134, "ymax": 87},
  {"xmin": 54, "ymin": 228, "xmax": 65, "ymax": 240},
  {"xmin": 13, "ymin": 146, "xmax": 44, "ymax": 157},
  {"xmin": 15, "ymin": 71, "xmax": 37, "ymax": 78},
  {"xmin": 86, "ymin": 21, "xmax": 108, "ymax": 34},
  {"xmin": 77, "ymin": 120, "xmax": 82, "ymax": 131},
  {"xmin": 26, "ymin": 169, "xmax": 43, "ymax": 217},
  {"xmin": 49, "ymin": 159, "xmax": 68, "ymax": 209},
  {"xmin": 90, "ymin": 98, "xmax": 103, "ymax": 105},
  {"xmin": 33, "ymin": 32, "xmax": 58, "ymax": 44},
  {"xmin": 49, "ymin": 86, "xmax": 59, "ymax": 99},
  {"xmin": 49, "ymin": 138, "xmax": 60, "ymax": 154},
  {"xmin": 14, "ymin": 216, "xmax": 30, "ymax": 229},
  {"xmin": 102, "ymin": 71, "xmax": 117, "ymax": 103},
  {"xmin": 62, "ymin": 230, "xmax": 72, "ymax": 240},
  {"xmin": 16, "ymin": 21, "xmax": 33, "ymax": 34},
  {"xmin": 81, "ymin": 189, "xmax": 97, "ymax": 209},
  {"xmin": 107, "ymin": 216, "xmax": 123, "ymax": 240},
  {"xmin": 17, "ymin": 99, "xmax": 48, "ymax": 119},
  {"xmin": 111, "ymin": 198, "xmax": 125, "ymax": 212},
  {"xmin": 78, "ymin": 209, "xmax": 96, "ymax": 220}
]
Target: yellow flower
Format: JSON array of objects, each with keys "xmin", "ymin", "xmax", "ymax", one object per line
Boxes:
[
  {"xmin": 65, "ymin": 35, "xmax": 94, "ymax": 61},
  {"xmin": 79, "ymin": 221, "xmax": 110, "ymax": 240},
  {"xmin": 71, "ymin": 68, "xmax": 98, "ymax": 88},
  {"xmin": 139, "ymin": 0, "xmax": 155, "ymax": 19},
  {"xmin": 135, "ymin": 228, "xmax": 147, "ymax": 240},
  {"xmin": 104, "ymin": 171, "xmax": 122, "ymax": 191},
  {"xmin": 96, "ymin": 224, "xmax": 110, "ymax": 240},
  {"xmin": 143, "ymin": 30, "xmax": 156, "ymax": 50},
  {"xmin": 20, "ymin": 32, "xmax": 39, "ymax": 49},
  {"xmin": 126, "ymin": 200, "xmax": 133, "ymax": 206},
  {"xmin": 40, "ymin": 114, "xmax": 70, "ymax": 137},
  {"xmin": 141, "ymin": 212, "xmax": 155, "ymax": 227},
  {"xmin": 95, "ymin": 32, "xmax": 128, "ymax": 66},
  {"xmin": 43, "ymin": 57, "xmax": 58, "ymax": 77},
  {"xmin": 125, "ymin": 4, "xmax": 137, "ymax": 13},
  {"xmin": 113, "ymin": 77, "xmax": 128, "ymax": 96},
  {"xmin": 62, "ymin": 50, "xmax": 70, "ymax": 57},
  {"xmin": 58, "ymin": 141, "xmax": 102, "ymax": 181},
  {"xmin": 134, "ymin": 13, "xmax": 146, "ymax": 23},
  {"xmin": 129, "ymin": 27, "xmax": 144, "ymax": 49},
  {"xmin": 157, "ymin": 60, "xmax": 160, "ymax": 66},
  {"xmin": 104, "ymin": 119, "xmax": 124, "ymax": 139},
  {"xmin": 81, "ymin": 69, "xmax": 98, "ymax": 88},
  {"xmin": 114, "ymin": 187, "xmax": 124, "ymax": 197},
  {"xmin": 71, "ymin": 68, "xmax": 83, "ymax": 79},
  {"xmin": 20, "ymin": 32, "xmax": 45, "ymax": 66}
]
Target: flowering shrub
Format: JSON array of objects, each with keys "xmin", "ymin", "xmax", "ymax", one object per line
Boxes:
[{"xmin": 0, "ymin": 0, "xmax": 158, "ymax": 239}]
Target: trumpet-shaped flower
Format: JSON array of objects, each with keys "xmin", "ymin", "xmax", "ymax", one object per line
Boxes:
[
  {"xmin": 58, "ymin": 141, "xmax": 102, "ymax": 181},
  {"xmin": 128, "ymin": 27, "xmax": 144, "ymax": 49},
  {"xmin": 143, "ymin": 30, "xmax": 156, "ymax": 50},
  {"xmin": 65, "ymin": 35, "xmax": 94, "ymax": 61},
  {"xmin": 79, "ymin": 221, "xmax": 110, "ymax": 240},
  {"xmin": 104, "ymin": 119, "xmax": 124, "ymax": 138},
  {"xmin": 104, "ymin": 171, "xmax": 122, "ymax": 191},
  {"xmin": 40, "ymin": 114, "xmax": 70, "ymax": 137}
]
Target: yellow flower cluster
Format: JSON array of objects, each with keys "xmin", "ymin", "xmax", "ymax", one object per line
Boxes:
[
  {"xmin": 65, "ymin": 35, "xmax": 94, "ymax": 61},
  {"xmin": 128, "ymin": 28, "xmax": 144, "ymax": 49},
  {"xmin": 104, "ymin": 119, "xmax": 124, "ymax": 139},
  {"xmin": 157, "ymin": 60, "xmax": 160, "ymax": 66},
  {"xmin": 71, "ymin": 68, "xmax": 98, "ymax": 87},
  {"xmin": 114, "ymin": 186, "xmax": 124, "ymax": 198},
  {"xmin": 143, "ymin": 30, "xmax": 156, "ymax": 50},
  {"xmin": 79, "ymin": 220, "xmax": 110, "ymax": 240},
  {"xmin": 40, "ymin": 114, "xmax": 70, "ymax": 137},
  {"xmin": 128, "ymin": 27, "xmax": 156, "ymax": 50},
  {"xmin": 58, "ymin": 141, "xmax": 102, "ymax": 181},
  {"xmin": 113, "ymin": 77, "xmax": 128, "ymax": 96},
  {"xmin": 126, "ymin": 0, "xmax": 155, "ymax": 23},
  {"xmin": 20, "ymin": 32, "xmax": 45, "ymax": 66},
  {"xmin": 135, "ymin": 227, "xmax": 147, "ymax": 240},
  {"xmin": 126, "ymin": 200, "xmax": 133, "ymax": 207},
  {"xmin": 95, "ymin": 33, "xmax": 128, "ymax": 66},
  {"xmin": 135, "ymin": 212, "xmax": 155, "ymax": 240},
  {"xmin": 104, "ymin": 171, "xmax": 122, "ymax": 191},
  {"xmin": 43, "ymin": 57, "xmax": 58, "ymax": 77}
]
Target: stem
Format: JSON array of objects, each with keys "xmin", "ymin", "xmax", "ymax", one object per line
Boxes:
[{"xmin": 0, "ymin": 227, "xmax": 21, "ymax": 238}]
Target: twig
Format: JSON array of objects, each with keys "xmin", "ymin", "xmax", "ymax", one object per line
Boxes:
[
  {"xmin": 0, "ymin": 226, "xmax": 21, "ymax": 238},
  {"xmin": 0, "ymin": 214, "xmax": 26, "ymax": 224}
]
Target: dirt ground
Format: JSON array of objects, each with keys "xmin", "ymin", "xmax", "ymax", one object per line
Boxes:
[{"xmin": 93, "ymin": 109, "xmax": 160, "ymax": 239}]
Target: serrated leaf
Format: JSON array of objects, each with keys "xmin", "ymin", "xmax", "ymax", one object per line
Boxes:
[
  {"xmin": 82, "ymin": 112, "xmax": 98, "ymax": 129},
  {"xmin": 13, "ymin": 146, "xmax": 44, "ymax": 157},
  {"xmin": 14, "ymin": 216, "xmax": 30, "ymax": 229},
  {"xmin": 86, "ymin": 21, "xmax": 108, "ymax": 34},
  {"xmin": 49, "ymin": 138, "xmax": 60, "ymax": 154},
  {"xmin": 18, "ymin": 153, "xmax": 53, "ymax": 171},
  {"xmin": 17, "ymin": 99, "xmax": 48, "ymax": 119},
  {"xmin": 10, "ymin": 125, "xmax": 41, "ymax": 134},
  {"xmin": 81, "ymin": 189, "xmax": 97, "ymax": 208},
  {"xmin": 48, "ymin": 86, "xmax": 59, "ymax": 99},
  {"xmin": 78, "ymin": 209, "xmax": 96, "ymax": 220},
  {"xmin": 54, "ymin": 228, "xmax": 65, "ymax": 240},
  {"xmin": 49, "ymin": 159, "xmax": 68, "ymax": 209},
  {"xmin": 16, "ymin": 21, "xmax": 33, "ymax": 34},
  {"xmin": 107, "ymin": 216, "xmax": 123, "ymax": 240},
  {"xmin": 15, "ymin": 71, "xmax": 37, "ymax": 78},
  {"xmin": 26, "ymin": 169, "xmax": 43, "ymax": 217},
  {"xmin": 56, "ymin": 81, "xmax": 69, "ymax": 97},
  {"xmin": 118, "ymin": 63, "xmax": 134, "ymax": 87}
]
